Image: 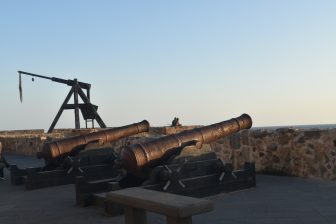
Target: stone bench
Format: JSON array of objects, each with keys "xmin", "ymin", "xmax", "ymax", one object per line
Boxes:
[{"xmin": 106, "ymin": 188, "xmax": 214, "ymax": 224}]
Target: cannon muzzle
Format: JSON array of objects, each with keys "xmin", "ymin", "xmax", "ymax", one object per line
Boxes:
[
  {"xmin": 38, "ymin": 120, "xmax": 150, "ymax": 163},
  {"xmin": 119, "ymin": 114, "xmax": 252, "ymax": 172}
]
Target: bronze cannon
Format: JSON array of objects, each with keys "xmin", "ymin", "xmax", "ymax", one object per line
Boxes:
[
  {"xmin": 118, "ymin": 114, "xmax": 252, "ymax": 171},
  {"xmin": 37, "ymin": 120, "xmax": 150, "ymax": 163}
]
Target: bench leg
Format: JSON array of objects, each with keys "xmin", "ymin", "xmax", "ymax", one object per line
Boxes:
[
  {"xmin": 167, "ymin": 216, "xmax": 192, "ymax": 224},
  {"xmin": 124, "ymin": 206, "xmax": 147, "ymax": 224}
]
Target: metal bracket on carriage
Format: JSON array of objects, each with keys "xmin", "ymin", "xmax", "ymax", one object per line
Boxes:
[
  {"xmin": 65, "ymin": 156, "xmax": 84, "ymax": 174},
  {"xmin": 157, "ymin": 140, "xmax": 201, "ymax": 191},
  {"xmin": 217, "ymin": 159, "xmax": 237, "ymax": 181},
  {"xmin": 62, "ymin": 137, "xmax": 109, "ymax": 174},
  {"xmin": 159, "ymin": 158, "xmax": 188, "ymax": 191}
]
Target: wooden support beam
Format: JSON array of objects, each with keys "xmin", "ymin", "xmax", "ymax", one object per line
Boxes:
[
  {"xmin": 74, "ymin": 80, "xmax": 80, "ymax": 129},
  {"xmin": 77, "ymin": 87, "xmax": 106, "ymax": 128},
  {"xmin": 47, "ymin": 86, "xmax": 75, "ymax": 133}
]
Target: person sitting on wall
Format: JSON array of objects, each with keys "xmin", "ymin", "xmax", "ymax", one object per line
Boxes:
[
  {"xmin": 171, "ymin": 117, "xmax": 182, "ymax": 127},
  {"xmin": 0, "ymin": 142, "xmax": 10, "ymax": 180}
]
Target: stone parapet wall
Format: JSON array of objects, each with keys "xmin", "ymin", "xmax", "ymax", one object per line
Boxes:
[
  {"xmin": 212, "ymin": 128, "xmax": 336, "ymax": 180},
  {"xmin": 0, "ymin": 135, "xmax": 44, "ymax": 156},
  {"xmin": 0, "ymin": 129, "xmax": 45, "ymax": 135},
  {"xmin": 0, "ymin": 128, "xmax": 101, "ymax": 155},
  {"xmin": 2, "ymin": 126, "xmax": 336, "ymax": 180}
]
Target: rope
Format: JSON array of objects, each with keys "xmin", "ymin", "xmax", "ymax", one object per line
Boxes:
[{"xmin": 19, "ymin": 73, "xmax": 23, "ymax": 102}]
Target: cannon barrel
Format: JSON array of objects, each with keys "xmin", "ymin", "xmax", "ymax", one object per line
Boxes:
[
  {"xmin": 37, "ymin": 120, "xmax": 150, "ymax": 163},
  {"xmin": 119, "ymin": 114, "xmax": 252, "ymax": 171}
]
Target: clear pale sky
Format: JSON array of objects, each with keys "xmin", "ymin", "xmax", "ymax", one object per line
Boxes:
[{"xmin": 0, "ymin": 1, "xmax": 335, "ymax": 130}]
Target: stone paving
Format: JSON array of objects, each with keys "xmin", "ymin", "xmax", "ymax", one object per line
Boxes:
[{"xmin": 1, "ymin": 155, "xmax": 336, "ymax": 224}]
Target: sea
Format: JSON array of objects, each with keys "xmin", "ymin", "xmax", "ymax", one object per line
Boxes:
[{"xmin": 253, "ymin": 124, "xmax": 336, "ymax": 130}]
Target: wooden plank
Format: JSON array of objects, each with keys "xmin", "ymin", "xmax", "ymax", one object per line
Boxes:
[{"xmin": 106, "ymin": 188, "xmax": 213, "ymax": 218}]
